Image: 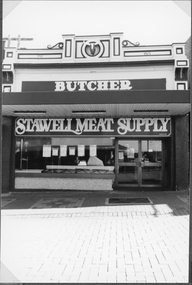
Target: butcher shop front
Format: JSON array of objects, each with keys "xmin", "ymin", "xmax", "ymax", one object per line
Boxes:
[
  {"xmin": 2, "ymin": 32, "xmax": 190, "ymax": 192},
  {"xmin": 14, "ymin": 116, "xmax": 171, "ymax": 189}
]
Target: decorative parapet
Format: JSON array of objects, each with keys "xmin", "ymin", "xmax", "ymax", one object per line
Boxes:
[
  {"xmin": 2, "ymin": 33, "xmax": 189, "ymax": 68},
  {"xmin": 61, "ymin": 33, "xmax": 123, "ymax": 62},
  {"xmin": 122, "ymin": 40, "xmax": 140, "ymax": 47},
  {"xmin": 47, "ymin": 42, "xmax": 64, "ymax": 49}
]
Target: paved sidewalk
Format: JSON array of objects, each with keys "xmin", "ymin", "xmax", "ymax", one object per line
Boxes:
[{"xmin": 1, "ymin": 190, "xmax": 190, "ymax": 283}]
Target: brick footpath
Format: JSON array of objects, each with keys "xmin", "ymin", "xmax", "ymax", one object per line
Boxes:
[{"xmin": 1, "ymin": 190, "xmax": 189, "ymax": 283}]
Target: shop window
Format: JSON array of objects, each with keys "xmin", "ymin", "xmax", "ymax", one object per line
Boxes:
[
  {"xmin": 15, "ymin": 137, "xmax": 115, "ymax": 173},
  {"xmin": 15, "ymin": 137, "xmax": 51, "ymax": 171}
]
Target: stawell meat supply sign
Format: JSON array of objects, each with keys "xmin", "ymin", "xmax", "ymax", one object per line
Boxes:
[{"xmin": 15, "ymin": 117, "xmax": 171, "ymax": 136}]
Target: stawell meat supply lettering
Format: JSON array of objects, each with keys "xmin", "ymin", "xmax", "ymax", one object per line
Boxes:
[{"xmin": 15, "ymin": 118, "xmax": 171, "ymax": 136}]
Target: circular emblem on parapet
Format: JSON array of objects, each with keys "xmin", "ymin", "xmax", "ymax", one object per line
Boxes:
[{"xmin": 82, "ymin": 40, "xmax": 104, "ymax": 58}]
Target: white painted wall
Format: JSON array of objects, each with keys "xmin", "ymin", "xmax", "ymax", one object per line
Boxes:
[{"xmin": 13, "ymin": 65, "xmax": 175, "ymax": 92}]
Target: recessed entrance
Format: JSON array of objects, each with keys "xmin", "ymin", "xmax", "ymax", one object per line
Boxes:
[{"xmin": 116, "ymin": 139, "xmax": 163, "ymax": 187}]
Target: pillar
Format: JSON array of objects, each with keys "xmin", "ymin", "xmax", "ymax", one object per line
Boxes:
[
  {"xmin": 2, "ymin": 116, "xmax": 14, "ymax": 194},
  {"xmin": 175, "ymin": 115, "xmax": 189, "ymax": 191}
]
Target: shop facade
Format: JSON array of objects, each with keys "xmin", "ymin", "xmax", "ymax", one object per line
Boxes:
[{"xmin": 2, "ymin": 33, "xmax": 190, "ymax": 192}]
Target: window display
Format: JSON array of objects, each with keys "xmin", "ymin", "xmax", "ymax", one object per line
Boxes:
[{"xmin": 15, "ymin": 137, "xmax": 115, "ymax": 174}]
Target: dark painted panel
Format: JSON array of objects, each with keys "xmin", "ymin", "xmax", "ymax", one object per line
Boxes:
[
  {"xmin": 15, "ymin": 173, "xmax": 115, "ymax": 179},
  {"xmin": 2, "ymin": 90, "xmax": 190, "ymax": 105},
  {"xmin": 22, "ymin": 79, "xmax": 166, "ymax": 92},
  {"xmin": 14, "ymin": 60, "xmax": 175, "ymax": 69}
]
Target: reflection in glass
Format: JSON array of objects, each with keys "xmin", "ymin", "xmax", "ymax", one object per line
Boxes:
[
  {"xmin": 15, "ymin": 137, "xmax": 115, "ymax": 173},
  {"xmin": 117, "ymin": 140, "xmax": 139, "ymax": 185},
  {"xmin": 141, "ymin": 140, "xmax": 162, "ymax": 185},
  {"xmin": 117, "ymin": 140, "xmax": 163, "ymax": 186}
]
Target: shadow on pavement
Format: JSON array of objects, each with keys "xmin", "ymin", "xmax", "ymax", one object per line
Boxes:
[{"xmin": 1, "ymin": 189, "xmax": 189, "ymax": 217}]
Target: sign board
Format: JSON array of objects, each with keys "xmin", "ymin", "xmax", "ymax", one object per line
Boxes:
[
  {"xmin": 78, "ymin": 145, "xmax": 85, "ymax": 156},
  {"xmin": 60, "ymin": 145, "xmax": 67, "ymax": 157},
  {"xmin": 90, "ymin": 145, "xmax": 97, "ymax": 156},
  {"xmin": 22, "ymin": 79, "xmax": 166, "ymax": 92},
  {"xmin": 42, "ymin": 145, "xmax": 51, "ymax": 157},
  {"xmin": 15, "ymin": 117, "xmax": 171, "ymax": 137}
]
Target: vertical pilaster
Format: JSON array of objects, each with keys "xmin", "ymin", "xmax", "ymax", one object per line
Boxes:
[
  {"xmin": 175, "ymin": 115, "xmax": 189, "ymax": 191},
  {"xmin": 110, "ymin": 33, "xmax": 123, "ymax": 61},
  {"xmin": 62, "ymin": 34, "xmax": 75, "ymax": 62},
  {"xmin": 2, "ymin": 116, "xmax": 13, "ymax": 193}
]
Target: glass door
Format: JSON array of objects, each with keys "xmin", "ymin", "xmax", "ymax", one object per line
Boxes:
[
  {"xmin": 117, "ymin": 140, "xmax": 139, "ymax": 185},
  {"xmin": 116, "ymin": 139, "xmax": 163, "ymax": 187},
  {"xmin": 141, "ymin": 140, "xmax": 162, "ymax": 186}
]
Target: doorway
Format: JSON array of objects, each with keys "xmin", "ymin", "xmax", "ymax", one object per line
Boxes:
[{"xmin": 116, "ymin": 139, "xmax": 163, "ymax": 187}]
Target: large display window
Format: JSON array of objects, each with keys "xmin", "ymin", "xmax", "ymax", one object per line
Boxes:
[{"xmin": 15, "ymin": 137, "xmax": 115, "ymax": 174}]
